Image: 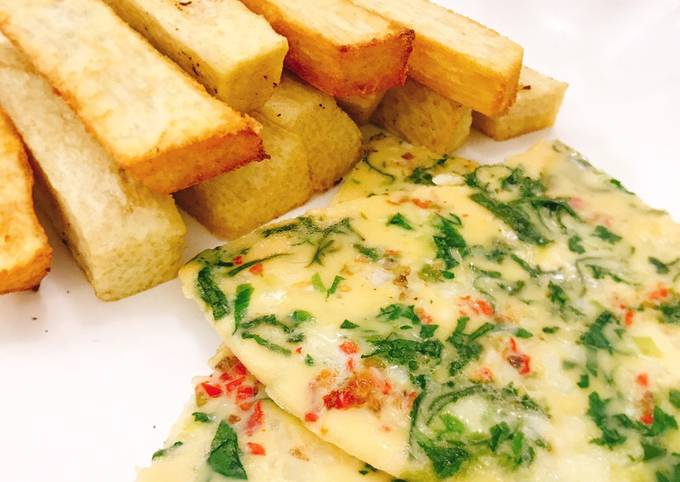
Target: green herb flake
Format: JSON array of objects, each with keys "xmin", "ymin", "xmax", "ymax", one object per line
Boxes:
[
  {"xmin": 593, "ymin": 225, "xmax": 622, "ymax": 244},
  {"xmin": 418, "ymin": 440, "xmax": 471, "ymax": 478},
  {"xmin": 192, "ymin": 412, "xmax": 213, "ymax": 423},
  {"xmin": 152, "ymin": 441, "xmax": 183, "ymax": 460},
  {"xmin": 311, "ymin": 273, "xmax": 326, "ymax": 293},
  {"xmin": 420, "ymin": 324, "xmax": 439, "ymax": 339},
  {"xmin": 353, "ymin": 243, "xmax": 381, "ymax": 261},
  {"xmin": 609, "ymin": 178, "xmax": 633, "ymax": 194},
  {"xmin": 304, "ymin": 354, "xmax": 315, "ymax": 366},
  {"xmin": 291, "ymin": 310, "xmax": 313, "ymax": 325},
  {"xmin": 470, "ymin": 192, "xmax": 550, "ymax": 246},
  {"xmin": 642, "ymin": 442, "xmax": 667, "ymax": 461},
  {"xmin": 515, "ymin": 328, "xmax": 533, "ymax": 339},
  {"xmin": 207, "ymin": 421, "xmax": 247, "ymax": 479},
  {"xmin": 587, "ymin": 392, "xmax": 627, "ymax": 448},
  {"xmin": 670, "ymin": 390, "xmax": 680, "ymax": 409},
  {"xmin": 568, "ymin": 235, "xmax": 586, "ymax": 254},
  {"xmin": 359, "ymin": 463, "xmax": 378, "ymax": 475},
  {"xmin": 340, "ymin": 320, "xmax": 359, "ymax": 329},
  {"xmin": 327, "ymin": 275, "xmax": 345, "ymax": 297},
  {"xmin": 659, "ymin": 301, "xmax": 680, "ymax": 324},
  {"xmin": 233, "ymin": 284, "xmax": 254, "ymax": 333},
  {"xmin": 580, "ymin": 311, "xmax": 618, "ymax": 353},
  {"xmin": 387, "ymin": 213, "xmax": 414, "ymax": 230},
  {"xmin": 577, "ymin": 374, "xmax": 590, "ymax": 389},
  {"xmin": 542, "ymin": 326, "xmax": 560, "ymax": 334},
  {"xmin": 649, "ymin": 257, "xmax": 671, "ymax": 274},
  {"xmin": 241, "ymin": 332, "xmax": 291, "ymax": 356},
  {"xmin": 197, "ymin": 267, "xmax": 230, "ymax": 320}
]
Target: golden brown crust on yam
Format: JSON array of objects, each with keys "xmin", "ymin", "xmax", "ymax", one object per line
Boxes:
[
  {"xmin": 408, "ymin": 35, "xmax": 522, "ymax": 118},
  {"xmin": 240, "ymin": 0, "xmax": 413, "ymax": 96},
  {"xmin": 120, "ymin": 117, "xmax": 266, "ymax": 194},
  {"xmin": 350, "ymin": 0, "xmax": 523, "ymax": 117},
  {"xmin": 0, "ymin": 0, "xmax": 266, "ymax": 194},
  {"xmin": 0, "ymin": 110, "xmax": 51, "ymax": 294}
]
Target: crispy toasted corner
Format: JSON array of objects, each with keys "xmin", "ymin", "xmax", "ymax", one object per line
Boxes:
[
  {"xmin": 176, "ymin": 115, "xmax": 312, "ymax": 239},
  {"xmin": 473, "ymin": 67, "xmax": 568, "ymax": 141},
  {"xmin": 0, "ymin": 110, "xmax": 51, "ymax": 294},
  {"xmin": 372, "ymin": 78, "xmax": 472, "ymax": 155},
  {"xmin": 0, "ymin": 0, "xmax": 267, "ymax": 195},
  {"xmin": 337, "ymin": 91, "xmax": 386, "ymax": 125},
  {"xmin": 240, "ymin": 0, "xmax": 414, "ymax": 96},
  {"xmin": 125, "ymin": 114, "xmax": 267, "ymax": 194},
  {"xmin": 351, "ymin": 0, "xmax": 522, "ymax": 116}
]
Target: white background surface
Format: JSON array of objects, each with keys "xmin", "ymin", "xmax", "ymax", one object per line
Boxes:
[{"xmin": 1, "ymin": 1, "xmax": 680, "ymax": 481}]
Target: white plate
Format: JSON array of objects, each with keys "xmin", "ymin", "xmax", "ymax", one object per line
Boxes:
[{"xmin": 2, "ymin": 1, "xmax": 679, "ymax": 481}]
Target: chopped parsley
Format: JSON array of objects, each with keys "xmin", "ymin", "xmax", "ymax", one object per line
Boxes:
[
  {"xmin": 387, "ymin": 212, "xmax": 414, "ymax": 230},
  {"xmin": 609, "ymin": 178, "xmax": 633, "ymax": 194},
  {"xmin": 358, "ymin": 463, "xmax": 378, "ymax": 475},
  {"xmin": 241, "ymin": 332, "xmax": 291, "ymax": 356},
  {"xmin": 470, "ymin": 192, "xmax": 550, "ymax": 246},
  {"xmin": 593, "ymin": 225, "xmax": 622, "ymax": 244},
  {"xmin": 568, "ymin": 235, "xmax": 586, "ymax": 254},
  {"xmin": 197, "ymin": 267, "xmax": 230, "ymax": 320},
  {"xmin": 447, "ymin": 317, "xmax": 495, "ymax": 376},
  {"xmin": 580, "ymin": 311, "xmax": 619, "ymax": 354},
  {"xmin": 233, "ymin": 283, "xmax": 253, "ymax": 333},
  {"xmin": 433, "ymin": 214, "xmax": 468, "ymax": 270},
  {"xmin": 152, "ymin": 441, "xmax": 183, "ymax": 460},
  {"xmin": 587, "ymin": 392, "xmax": 626, "ymax": 448},
  {"xmin": 353, "ymin": 243, "xmax": 381, "ymax": 261},
  {"xmin": 304, "ymin": 354, "xmax": 315, "ymax": 366},
  {"xmin": 418, "ymin": 440, "xmax": 470, "ymax": 478},
  {"xmin": 515, "ymin": 328, "xmax": 533, "ymax": 339},
  {"xmin": 670, "ymin": 390, "xmax": 680, "ymax": 409},
  {"xmin": 207, "ymin": 421, "xmax": 247, "ymax": 479},
  {"xmin": 340, "ymin": 320, "xmax": 359, "ymax": 329},
  {"xmin": 192, "ymin": 412, "xmax": 213, "ymax": 423}
]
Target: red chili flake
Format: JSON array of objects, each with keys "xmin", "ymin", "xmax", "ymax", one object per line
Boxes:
[
  {"xmin": 247, "ymin": 442, "xmax": 266, "ymax": 456},
  {"xmin": 474, "ymin": 367, "xmax": 495, "ymax": 383},
  {"xmin": 249, "ymin": 263, "xmax": 263, "ymax": 275},
  {"xmin": 569, "ymin": 197, "xmax": 585, "ymax": 209},
  {"xmin": 340, "ymin": 341, "xmax": 358, "ymax": 354},
  {"xmin": 294, "ymin": 346, "xmax": 303, "ymax": 354},
  {"xmin": 507, "ymin": 354, "xmax": 531, "ymax": 375},
  {"xmin": 415, "ymin": 307, "xmax": 433, "ymax": 324},
  {"xmin": 226, "ymin": 377, "xmax": 246, "ymax": 392},
  {"xmin": 201, "ymin": 382, "xmax": 223, "ymax": 398},
  {"xmin": 411, "ymin": 198, "xmax": 433, "ymax": 209},
  {"xmin": 401, "ymin": 152, "xmax": 415, "ymax": 160},
  {"xmin": 640, "ymin": 409, "xmax": 654, "ymax": 426},
  {"xmin": 476, "ymin": 300, "xmax": 494, "ymax": 316},
  {"xmin": 509, "ymin": 337, "xmax": 518, "ymax": 353},
  {"xmin": 346, "ymin": 358, "xmax": 355, "ymax": 371},
  {"xmin": 323, "ymin": 389, "xmax": 360, "ymax": 410},
  {"xmin": 636, "ymin": 373, "xmax": 649, "ymax": 388},
  {"xmin": 649, "ymin": 286, "xmax": 669, "ymax": 301},
  {"xmin": 304, "ymin": 412, "xmax": 319, "ymax": 422},
  {"xmin": 239, "ymin": 401, "xmax": 254, "ymax": 411},
  {"xmin": 233, "ymin": 361, "xmax": 247, "ymax": 376},
  {"xmin": 233, "ymin": 256, "xmax": 244, "ymax": 266},
  {"xmin": 246, "ymin": 401, "xmax": 264, "ymax": 435},
  {"xmin": 236, "ymin": 385, "xmax": 257, "ymax": 402},
  {"xmin": 382, "ymin": 380, "xmax": 392, "ymax": 395},
  {"xmin": 624, "ymin": 309, "xmax": 635, "ymax": 326}
]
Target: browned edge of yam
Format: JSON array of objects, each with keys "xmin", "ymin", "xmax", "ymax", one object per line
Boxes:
[{"xmin": 123, "ymin": 118, "xmax": 267, "ymax": 194}]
